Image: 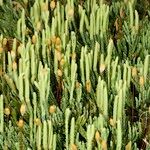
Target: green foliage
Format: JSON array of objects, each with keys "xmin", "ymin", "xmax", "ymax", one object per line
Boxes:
[{"xmin": 0, "ymin": 0, "xmax": 150, "ymax": 149}]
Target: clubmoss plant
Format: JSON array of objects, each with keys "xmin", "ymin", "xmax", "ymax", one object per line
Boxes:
[{"xmin": 0, "ymin": 0, "xmax": 150, "ymax": 149}]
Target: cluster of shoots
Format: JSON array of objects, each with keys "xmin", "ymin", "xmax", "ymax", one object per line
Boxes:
[{"xmin": 0, "ymin": 0, "xmax": 150, "ymax": 149}]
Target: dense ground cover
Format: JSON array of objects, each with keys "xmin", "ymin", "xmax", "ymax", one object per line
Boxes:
[{"xmin": 0, "ymin": 0, "xmax": 150, "ymax": 149}]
